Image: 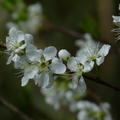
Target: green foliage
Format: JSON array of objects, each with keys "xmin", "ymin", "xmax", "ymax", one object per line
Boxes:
[
  {"xmin": 78, "ymin": 14, "xmax": 100, "ymax": 38},
  {"xmin": 0, "ymin": 0, "xmax": 21, "ymax": 12}
]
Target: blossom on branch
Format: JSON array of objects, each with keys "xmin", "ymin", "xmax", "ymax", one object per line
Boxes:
[
  {"xmin": 67, "ymin": 57, "xmax": 91, "ymax": 94},
  {"xmin": 6, "ymin": 27, "xmax": 34, "ymax": 64},
  {"xmin": 75, "ymin": 33, "xmax": 111, "ymax": 69}
]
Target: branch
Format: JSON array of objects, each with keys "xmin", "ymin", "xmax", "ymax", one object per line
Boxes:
[
  {"xmin": 86, "ymin": 89, "xmax": 102, "ymax": 104},
  {"xmin": 43, "ymin": 20, "xmax": 85, "ymax": 39},
  {"xmin": 83, "ymin": 74, "xmax": 120, "ymax": 91},
  {"xmin": 43, "ymin": 20, "xmax": 120, "ymax": 54},
  {"xmin": 0, "ymin": 97, "xmax": 34, "ymax": 120}
]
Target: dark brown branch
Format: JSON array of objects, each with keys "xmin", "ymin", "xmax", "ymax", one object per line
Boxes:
[
  {"xmin": 86, "ymin": 89, "xmax": 102, "ymax": 104},
  {"xmin": 83, "ymin": 74, "xmax": 120, "ymax": 91},
  {"xmin": 0, "ymin": 97, "xmax": 34, "ymax": 120},
  {"xmin": 43, "ymin": 20, "xmax": 120, "ymax": 54},
  {"xmin": 43, "ymin": 20, "xmax": 85, "ymax": 39}
]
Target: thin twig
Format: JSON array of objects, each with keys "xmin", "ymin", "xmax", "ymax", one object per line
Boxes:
[
  {"xmin": 86, "ymin": 89, "xmax": 102, "ymax": 104},
  {"xmin": 83, "ymin": 74, "xmax": 120, "ymax": 91},
  {"xmin": 43, "ymin": 20, "xmax": 120, "ymax": 54},
  {"xmin": 0, "ymin": 97, "xmax": 34, "ymax": 120},
  {"xmin": 43, "ymin": 20, "xmax": 85, "ymax": 39}
]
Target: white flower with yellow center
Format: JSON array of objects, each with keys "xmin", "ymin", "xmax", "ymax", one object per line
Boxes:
[{"xmin": 21, "ymin": 44, "xmax": 66, "ymax": 88}]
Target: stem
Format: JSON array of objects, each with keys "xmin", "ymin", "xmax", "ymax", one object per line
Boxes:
[
  {"xmin": 83, "ymin": 74, "xmax": 120, "ymax": 91},
  {"xmin": 0, "ymin": 97, "xmax": 34, "ymax": 120},
  {"xmin": 95, "ymin": 63, "xmax": 99, "ymax": 77}
]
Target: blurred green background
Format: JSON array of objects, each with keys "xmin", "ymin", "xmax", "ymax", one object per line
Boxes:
[{"xmin": 0, "ymin": 0, "xmax": 120, "ymax": 120}]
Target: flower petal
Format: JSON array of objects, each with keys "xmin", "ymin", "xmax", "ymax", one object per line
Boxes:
[
  {"xmin": 12, "ymin": 54, "xmax": 20, "ymax": 63},
  {"xmin": 83, "ymin": 61, "xmax": 94, "ymax": 72},
  {"xmin": 9, "ymin": 27, "xmax": 18, "ymax": 35},
  {"xmin": 26, "ymin": 44, "xmax": 37, "ymax": 51},
  {"xmin": 6, "ymin": 53, "xmax": 14, "ymax": 65},
  {"xmin": 45, "ymin": 72, "xmax": 57, "ymax": 89},
  {"xmin": 49, "ymin": 62, "xmax": 66, "ymax": 74},
  {"xmin": 67, "ymin": 57, "xmax": 79, "ymax": 71},
  {"xmin": 36, "ymin": 71, "xmax": 49, "ymax": 88},
  {"xmin": 72, "ymin": 74, "xmax": 79, "ymax": 89},
  {"xmin": 16, "ymin": 31, "xmax": 25, "ymax": 43},
  {"xmin": 24, "ymin": 65, "xmax": 39, "ymax": 79},
  {"xmin": 26, "ymin": 44, "xmax": 43, "ymax": 62},
  {"xmin": 21, "ymin": 76, "xmax": 29, "ymax": 86},
  {"xmin": 77, "ymin": 52, "xmax": 88, "ymax": 65},
  {"xmin": 25, "ymin": 34, "xmax": 34, "ymax": 44},
  {"xmin": 43, "ymin": 46, "xmax": 57, "ymax": 61},
  {"xmin": 96, "ymin": 56, "xmax": 105, "ymax": 65},
  {"xmin": 58, "ymin": 49, "xmax": 70, "ymax": 61},
  {"xmin": 112, "ymin": 15, "xmax": 120, "ymax": 22},
  {"xmin": 98, "ymin": 44, "xmax": 111, "ymax": 56},
  {"xmin": 75, "ymin": 76, "xmax": 86, "ymax": 94}
]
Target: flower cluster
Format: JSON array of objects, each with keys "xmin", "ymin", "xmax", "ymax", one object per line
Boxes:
[
  {"xmin": 112, "ymin": 4, "xmax": 120, "ymax": 41},
  {"xmin": 77, "ymin": 101, "xmax": 112, "ymax": 120},
  {"xmin": 41, "ymin": 83, "xmax": 112, "ymax": 120},
  {"xmin": 5, "ymin": 27, "xmax": 66, "ymax": 89},
  {"xmin": 4, "ymin": 27, "xmax": 111, "ymax": 94},
  {"xmin": 6, "ymin": 2, "xmax": 43, "ymax": 34}
]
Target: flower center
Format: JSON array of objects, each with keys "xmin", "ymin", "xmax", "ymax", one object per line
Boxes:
[{"xmin": 38, "ymin": 61, "xmax": 49, "ymax": 72}]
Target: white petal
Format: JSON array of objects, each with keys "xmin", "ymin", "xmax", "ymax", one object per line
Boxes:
[
  {"xmin": 67, "ymin": 57, "xmax": 79, "ymax": 71},
  {"xmin": 77, "ymin": 52, "xmax": 88, "ymax": 65},
  {"xmin": 98, "ymin": 44, "xmax": 111, "ymax": 56},
  {"xmin": 26, "ymin": 44, "xmax": 43, "ymax": 62},
  {"xmin": 58, "ymin": 49, "xmax": 70, "ymax": 61},
  {"xmin": 83, "ymin": 61, "xmax": 93, "ymax": 73},
  {"xmin": 43, "ymin": 46, "xmax": 57, "ymax": 61},
  {"xmin": 6, "ymin": 53, "xmax": 14, "ymax": 65},
  {"xmin": 16, "ymin": 31, "xmax": 25, "ymax": 43},
  {"xmin": 12, "ymin": 54, "xmax": 20, "ymax": 63},
  {"xmin": 74, "ymin": 39, "xmax": 85, "ymax": 47},
  {"xmin": 49, "ymin": 62, "xmax": 66, "ymax": 74},
  {"xmin": 21, "ymin": 76, "xmax": 29, "ymax": 86},
  {"xmin": 52, "ymin": 57, "xmax": 61, "ymax": 63},
  {"xmin": 112, "ymin": 15, "xmax": 120, "ymax": 22},
  {"xmin": 26, "ymin": 44, "xmax": 37, "ymax": 51},
  {"xmin": 45, "ymin": 72, "xmax": 56, "ymax": 89},
  {"xmin": 26, "ymin": 50, "xmax": 42, "ymax": 62},
  {"xmin": 9, "ymin": 27, "xmax": 18, "ymax": 35},
  {"xmin": 25, "ymin": 34, "xmax": 34, "ymax": 44},
  {"xmin": 36, "ymin": 71, "xmax": 49, "ymax": 88},
  {"xmin": 72, "ymin": 75, "xmax": 79, "ymax": 89},
  {"xmin": 75, "ymin": 76, "xmax": 86, "ymax": 94},
  {"xmin": 24, "ymin": 65, "xmax": 39, "ymax": 79},
  {"xmin": 96, "ymin": 56, "xmax": 105, "ymax": 65}
]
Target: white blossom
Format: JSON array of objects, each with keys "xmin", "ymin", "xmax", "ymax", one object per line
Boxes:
[
  {"xmin": 6, "ymin": 2, "xmax": 43, "ymax": 34},
  {"xmin": 77, "ymin": 101, "xmax": 112, "ymax": 120},
  {"xmin": 77, "ymin": 43, "xmax": 111, "ymax": 69},
  {"xmin": 20, "ymin": 44, "xmax": 66, "ymax": 88},
  {"xmin": 6, "ymin": 27, "xmax": 34, "ymax": 64},
  {"xmin": 58, "ymin": 49, "xmax": 71, "ymax": 61},
  {"xmin": 67, "ymin": 57, "xmax": 92, "ymax": 94}
]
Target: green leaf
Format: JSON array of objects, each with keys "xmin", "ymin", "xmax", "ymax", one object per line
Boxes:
[{"xmin": 78, "ymin": 14, "xmax": 100, "ymax": 38}]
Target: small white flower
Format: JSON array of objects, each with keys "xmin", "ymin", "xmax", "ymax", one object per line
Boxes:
[
  {"xmin": 67, "ymin": 57, "xmax": 91, "ymax": 94},
  {"xmin": 6, "ymin": 27, "xmax": 34, "ymax": 64},
  {"xmin": 58, "ymin": 49, "xmax": 70, "ymax": 61},
  {"xmin": 78, "ymin": 43, "xmax": 111, "ymax": 69},
  {"xmin": 77, "ymin": 101, "xmax": 112, "ymax": 120},
  {"xmin": 6, "ymin": 2, "xmax": 43, "ymax": 34},
  {"xmin": 75, "ymin": 33, "xmax": 98, "ymax": 58},
  {"xmin": 112, "ymin": 15, "xmax": 120, "ymax": 23},
  {"xmin": 22, "ymin": 45, "xmax": 66, "ymax": 88}
]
